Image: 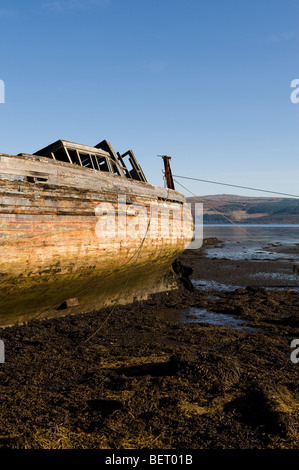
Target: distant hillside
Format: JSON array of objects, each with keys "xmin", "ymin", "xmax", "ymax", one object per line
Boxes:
[{"xmin": 187, "ymin": 194, "xmax": 299, "ymax": 224}]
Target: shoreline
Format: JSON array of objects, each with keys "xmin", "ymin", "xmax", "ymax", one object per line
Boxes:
[{"xmin": 182, "ymin": 238, "xmax": 299, "ymax": 291}]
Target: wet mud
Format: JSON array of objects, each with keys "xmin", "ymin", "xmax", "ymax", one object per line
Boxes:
[{"xmin": 0, "ymin": 242, "xmax": 299, "ymax": 449}]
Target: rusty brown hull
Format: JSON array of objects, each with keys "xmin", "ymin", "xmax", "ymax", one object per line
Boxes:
[{"xmin": 0, "ymin": 153, "xmax": 193, "ymax": 325}]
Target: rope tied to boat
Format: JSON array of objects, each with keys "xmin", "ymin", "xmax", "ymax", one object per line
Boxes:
[{"xmin": 83, "ymin": 185, "xmax": 172, "ymax": 343}]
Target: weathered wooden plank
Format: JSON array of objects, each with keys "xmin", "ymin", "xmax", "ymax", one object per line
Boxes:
[{"xmin": 0, "ymin": 154, "xmax": 186, "ymax": 202}]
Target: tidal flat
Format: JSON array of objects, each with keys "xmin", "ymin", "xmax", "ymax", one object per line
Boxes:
[{"xmin": 0, "ymin": 240, "xmax": 298, "ymax": 449}]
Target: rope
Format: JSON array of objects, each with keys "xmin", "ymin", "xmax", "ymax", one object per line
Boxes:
[
  {"xmin": 172, "ymin": 175, "xmax": 299, "ymax": 199},
  {"xmin": 84, "ymin": 186, "xmax": 171, "ymax": 342},
  {"xmin": 83, "ymin": 216, "xmax": 151, "ymax": 342},
  {"xmin": 172, "ymin": 177, "xmax": 299, "ymax": 275}
]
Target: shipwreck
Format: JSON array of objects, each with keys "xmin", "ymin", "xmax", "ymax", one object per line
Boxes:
[{"xmin": 0, "ymin": 139, "xmax": 193, "ymax": 325}]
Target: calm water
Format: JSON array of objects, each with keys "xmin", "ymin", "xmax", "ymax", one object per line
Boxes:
[
  {"xmin": 203, "ymin": 224, "xmax": 299, "ymax": 245},
  {"xmin": 154, "ymin": 307, "xmax": 253, "ymax": 331}
]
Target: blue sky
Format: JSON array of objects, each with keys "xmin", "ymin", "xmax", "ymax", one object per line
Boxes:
[{"xmin": 0, "ymin": 0, "xmax": 298, "ymax": 197}]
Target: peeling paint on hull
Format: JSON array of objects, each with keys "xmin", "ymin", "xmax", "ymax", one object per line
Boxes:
[{"xmin": 0, "ymin": 153, "xmax": 193, "ymax": 325}]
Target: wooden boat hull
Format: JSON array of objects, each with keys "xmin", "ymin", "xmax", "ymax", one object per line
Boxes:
[{"xmin": 0, "ymin": 153, "xmax": 193, "ymax": 325}]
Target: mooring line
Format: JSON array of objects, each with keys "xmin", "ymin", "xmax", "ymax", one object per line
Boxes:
[
  {"xmin": 172, "ymin": 175, "xmax": 299, "ymax": 199},
  {"xmin": 83, "ymin": 186, "xmax": 172, "ymax": 343},
  {"xmin": 83, "ymin": 216, "xmax": 152, "ymax": 342}
]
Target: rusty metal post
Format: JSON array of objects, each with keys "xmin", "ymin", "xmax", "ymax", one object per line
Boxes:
[{"xmin": 161, "ymin": 155, "xmax": 175, "ymax": 190}]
